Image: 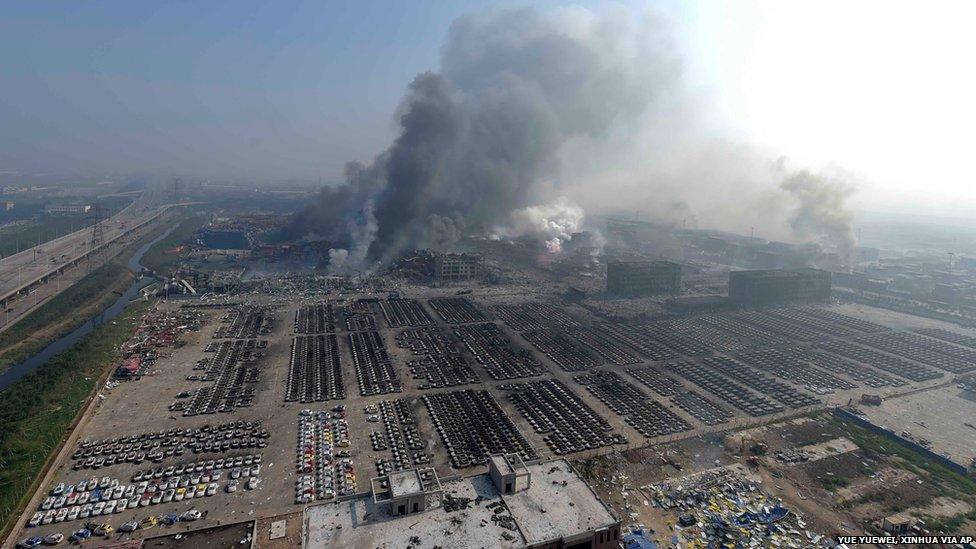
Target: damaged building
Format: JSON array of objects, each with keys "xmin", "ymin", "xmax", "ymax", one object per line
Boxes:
[
  {"xmin": 606, "ymin": 260, "xmax": 682, "ymax": 296},
  {"xmin": 728, "ymin": 268, "xmax": 831, "ymax": 308},
  {"xmin": 435, "ymin": 252, "xmax": 484, "ymax": 283}
]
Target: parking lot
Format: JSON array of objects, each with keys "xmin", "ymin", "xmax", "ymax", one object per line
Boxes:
[{"xmin": 9, "ymin": 285, "xmax": 960, "ymax": 546}]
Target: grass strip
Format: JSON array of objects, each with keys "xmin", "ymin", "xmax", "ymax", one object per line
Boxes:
[{"xmin": 0, "ymin": 301, "xmax": 150, "ymax": 538}]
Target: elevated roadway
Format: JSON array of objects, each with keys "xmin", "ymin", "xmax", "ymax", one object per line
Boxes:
[{"xmin": 0, "ymin": 202, "xmax": 191, "ymax": 331}]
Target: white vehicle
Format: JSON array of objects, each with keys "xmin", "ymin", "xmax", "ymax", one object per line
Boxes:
[
  {"xmin": 43, "ymin": 533, "xmax": 65, "ymax": 545},
  {"xmin": 115, "ymin": 499, "xmax": 127, "ymax": 513},
  {"xmin": 28, "ymin": 512, "xmax": 43, "ymax": 528},
  {"xmin": 181, "ymin": 509, "xmax": 202, "ymax": 521},
  {"xmin": 67, "ymin": 506, "xmax": 80, "ymax": 521},
  {"xmin": 42, "ymin": 510, "xmax": 55, "ymax": 525},
  {"xmin": 41, "ymin": 497, "xmax": 54, "ymax": 511},
  {"xmin": 92, "ymin": 501, "xmax": 105, "ymax": 515},
  {"xmin": 104, "ymin": 500, "xmax": 117, "ymax": 514},
  {"xmin": 78, "ymin": 505, "xmax": 92, "ymax": 519},
  {"xmin": 54, "ymin": 508, "xmax": 68, "ymax": 522},
  {"xmin": 78, "ymin": 492, "xmax": 90, "ymax": 505},
  {"xmin": 246, "ymin": 477, "xmax": 260, "ymax": 490},
  {"xmin": 127, "ymin": 498, "xmax": 139, "ymax": 509},
  {"xmin": 225, "ymin": 481, "xmax": 238, "ymax": 494}
]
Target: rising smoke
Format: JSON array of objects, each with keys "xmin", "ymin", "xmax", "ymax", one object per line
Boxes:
[
  {"xmin": 779, "ymin": 166, "xmax": 858, "ymax": 263},
  {"xmin": 491, "ymin": 197, "xmax": 585, "ymax": 253},
  {"xmin": 290, "ymin": 6, "xmax": 857, "ymax": 272},
  {"xmin": 289, "ymin": 6, "xmax": 681, "ymax": 271}
]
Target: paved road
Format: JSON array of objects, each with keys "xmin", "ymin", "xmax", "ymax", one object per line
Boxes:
[
  {"xmin": 0, "ymin": 202, "xmax": 183, "ymax": 331},
  {"xmin": 0, "ymin": 202, "xmax": 156, "ymax": 297}
]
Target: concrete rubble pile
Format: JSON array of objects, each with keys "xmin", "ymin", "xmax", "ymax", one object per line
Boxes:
[{"xmin": 647, "ymin": 469, "xmax": 833, "ymax": 548}]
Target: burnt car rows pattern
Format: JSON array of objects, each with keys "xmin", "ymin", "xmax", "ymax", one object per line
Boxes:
[
  {"xmin": 424, "ymin": 390, "xmax": 537, "ymax": 468},
  {"xmin": 286, "ymin": 334, "xmax": 344, "ymax": 402},
  {"xmin": 507, "ymin": 379, "xmax": 626, "ymax": 455},
  {"xmin": 395, "ymin": 327, "xmax": 478, "ymax": 388},
  {"xmin": 574, "ymin": 371, "xmax": 690, "ymax": 438}
]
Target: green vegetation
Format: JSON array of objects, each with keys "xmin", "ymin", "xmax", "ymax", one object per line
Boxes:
[
  {"xmin": 0, "ymin": 260, "xmax": 133, "ymax": 373},
  {"xmin": 833, "ymin": 416, "xmax": 976, "ymax": 495},
  {"xmin": 924, "ymin": 509, "xmax": 976, "ymax": 533},
  {"xmin": 139, "ymin": 212, "xmax": 207, "ymax": 275},
  {"xmin": 821, "ymin": 475, "xmax": 850, "ymax": 490},
  {"xmin": 0, "ymin": 301, "xmax": 149, "ymax": 538}
]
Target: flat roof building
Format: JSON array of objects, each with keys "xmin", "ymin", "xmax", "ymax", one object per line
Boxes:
[
  {"xmin": 306, "ymin": 459, "xmax": 620, "ymax": 549},
  {"xmin": 728, "ymin": 268, "xmax": 830, "ymax": 308},
  {"xmin": 606, "ymin": 260, "xmax": 681, "ymax": 296}
]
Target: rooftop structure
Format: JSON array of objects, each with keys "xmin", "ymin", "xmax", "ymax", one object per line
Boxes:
[
  {"xmin": 308, "ymin": 459, "xmax": 620, "ymax": 549},
  {"xmin": 728, "ymin": 268, "xmax": 830, "ymax": 308},
  {"xmin": 370, "ymin": 467, "xmax": 443, "ymax": 516},
  {"xmin": 606, "ymin": 260, "xmax": 681, "ymax": 296},
  {"xmin": 489, "ymin": 453, "xmax": 531, "ymax": 494}
]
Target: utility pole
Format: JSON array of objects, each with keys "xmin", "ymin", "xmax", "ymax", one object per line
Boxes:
[{"xmin": 87, "ymin": 203, "xmax": 106, "ymax": 272}]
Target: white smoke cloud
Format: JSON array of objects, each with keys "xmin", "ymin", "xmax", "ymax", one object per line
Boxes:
[
  {"xmin": 492, "ymin": 197, "xmax": 584, "ymax": 253},
  {"xmin": 326, "ymin": 248, "xmax": 349, "ymax": 274}
]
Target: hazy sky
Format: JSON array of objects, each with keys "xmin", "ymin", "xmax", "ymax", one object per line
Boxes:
[{"xmin": 1, "ymin": 1, "xmax": 973, "ymax": 215}]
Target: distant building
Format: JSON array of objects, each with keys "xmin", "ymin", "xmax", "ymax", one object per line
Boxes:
[
  {"xmin": 44, "ymin": 203, "xmax": 91, "ymax": 215},
  {"xmin": 854, "ymin": 246, "xmax": 880, "ymax": 263},
  {"xmin": 606, "ymin": 260, "xmax": 681, "ymax": 296},
  {"xmin": 1, "ymin": 201, "xmax": 13, "ymax": 211},
  {"xmin": 200, "ymin": 229, "xmax": 249, "ymax": 250},
  {"xmin": 434, "ymin": 253, "xmax": 483, "ymax": 282},
  {"xmin": 728, "ymin": 268, "xmax": 831, "ymax": 308}
]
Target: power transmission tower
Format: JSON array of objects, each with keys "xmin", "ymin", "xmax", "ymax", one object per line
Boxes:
[{"xmin": 86, "ymin": 203, "xmax": 106, "ymax": 272}]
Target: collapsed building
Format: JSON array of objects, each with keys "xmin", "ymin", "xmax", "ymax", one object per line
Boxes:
[
  {"xmin": 606, "ymin": 260, "xmax": 681, "ymax": 297},
  {"xmin": 728, "ymin": 268, "xmax": 831, "ymax": 308}
]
